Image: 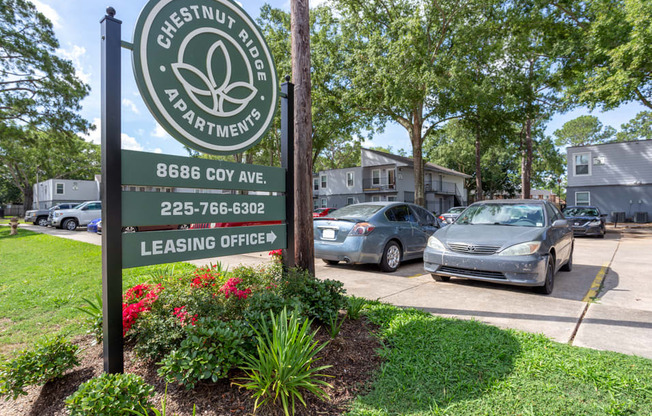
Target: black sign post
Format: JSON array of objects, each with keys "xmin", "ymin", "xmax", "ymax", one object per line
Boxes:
[
  {"xmin": 100, "ymin": 7, "xmax": 123, "ymax": 374},
  {"xmin": 281, "ymin": 77, "xmax": 295, "ymax": 271}
]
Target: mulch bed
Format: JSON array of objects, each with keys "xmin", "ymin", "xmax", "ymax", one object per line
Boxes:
[{"xmin": 0, "ymin": 317, "xmax": 382, "ymax": 415}]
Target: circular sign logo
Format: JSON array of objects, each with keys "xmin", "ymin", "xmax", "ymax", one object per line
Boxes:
[{"xmin": 132, "ymin": 0, "xmax": 278, "ymax": 155}]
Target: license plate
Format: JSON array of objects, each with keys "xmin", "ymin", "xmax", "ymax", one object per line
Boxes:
[{"xmin": 322, "ymin": 229, "xmax": 335, "ymax": 239}]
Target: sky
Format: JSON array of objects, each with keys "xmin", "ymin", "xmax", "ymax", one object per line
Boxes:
[{"xmin": 33, "ymin": 0, "xmax": 648, "ymax": 157}]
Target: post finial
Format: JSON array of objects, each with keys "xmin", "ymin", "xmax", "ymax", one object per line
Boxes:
[
  {"xmin": 285, "ymin": 75, "xmax": 291, "ymax": 82},
  {"xmin": 106, "ymin": 7, "xmax": 116, "ymax": 17}
]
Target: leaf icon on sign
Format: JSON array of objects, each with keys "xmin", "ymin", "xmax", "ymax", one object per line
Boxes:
[{"xmin": 172, "ymin": 40, "xmax": 257, "ymax": 117}]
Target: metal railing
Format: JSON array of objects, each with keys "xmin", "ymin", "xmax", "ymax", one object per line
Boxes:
[{"xmin": 362, "ymin": 178, "xmax": 397, "ymax": 191}]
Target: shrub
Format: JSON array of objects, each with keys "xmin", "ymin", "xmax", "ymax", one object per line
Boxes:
[
  {"xmin": 243, "ymin": 290, "xmax": 303, "ymax": 333},
  {"xmin": 235, "ymin": 308, "xmax": 332, "ymax": 416},
  {"xmin": 346, "ymin": 296, "xmax": 367, "ymax": 320},
  {"xmin": 158, "ymin": 318, "xmax": 253, "ymax": 389},
  {"xmin": 281, "ymin": 268, "xmax": 346, "ymax": 323},
  {"xmin": 0, "ymin": 335, "xmax": 79, "ymax": 400},
  {"xmin": 65, "ymin": 373, "xmax": 154, "ymax": 416}
]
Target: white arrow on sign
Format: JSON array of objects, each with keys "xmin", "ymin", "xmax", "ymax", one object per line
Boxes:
[{"xmin": 266, "ymin": 231, "xmax": 277, "ymax": 244}]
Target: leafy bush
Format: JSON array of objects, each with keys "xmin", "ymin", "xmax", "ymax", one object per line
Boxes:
[
  {"xmin": 281, "ymin": 268, "xmax": 346, "ymax": 322},
  {"xmin": 243, "ymin": 290, "xmax": 303, "ymax": 333},
  {"xmin": 158, "ymin": 318, "xmax": 253, "ymax": 389},
  {"xmin": 346, "ymin": 295, "xmax": 367, "ymax": 320},
  {"xmin": 235, "ymin": 308, "xmax": 332, "ymax": 416},
  {"xmin": 65, "ymin": 373, "xmax": 154, "ymax": 416},
  {"xmin": 75, "ymin": 293, "xmax": 103, "ymax": 343},
  {"xmin": 0, "ymin": 335, "xmax": 79, "ymax": 400}
]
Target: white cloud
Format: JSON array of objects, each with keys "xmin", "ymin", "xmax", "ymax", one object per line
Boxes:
[
  {"xmin": 84, "ymin": 118, "xmax": 102, "ymax": 145},
  {"xmin": 57, "ymin": 44, "xmax": 91, "ymax": 84},
  {"xmin": 153, "ymin": 148, "xmax": 163, "ymax": 154},
  {"xmin": 122, "ymin": 98, "xmax": 140, "ymax": 115},
  {"xmin": 151, "ymin": 123, "xmax": 172, "ymax": 140},
  {"xmin": 121, "ymin": 133, "xmax": 144, "ymax": 151},
  {"xmin": 32, "ymin": 0, "xmax": 61, "ymax": 28}
]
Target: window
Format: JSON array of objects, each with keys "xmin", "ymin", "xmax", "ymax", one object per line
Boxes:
[
  {"xmin": 576, "ymin": 191, "xmax": 590, "ymax": 206},
  {"xmin": 388, "ymin": 196, "xmax": 397, "ymax": 201},
  {"xmin": 320, "ymin": 175, "xmax": 327, "ymax": 189},
  {"xmin": 313, "ymin": 178, "xmax": 319, "ymax": 191},
  {"xmin": 346, "ymin": 171, "xmax": 354, "ymax": 187},
  {"xmin": 371, "ymin": 195, "xmax": 380, "ymax": 202},
  {"xmin": 372, "ymin": 169, "xmax": 380, "ymax": 185},
  {"xmin": 347, "ymin": 197, "xmax": 355, "ymax": 205},
  {"xmin": 55, "ymin": 183, "xmax": 64, "ymax": 195},
  {"xmin": 385, "ymin": 205, "xmax": 414, "ymax": 222},
  {"xmin": 313, "ymin": 200, "xmax": 318, "ymax": 209},
  {"xmin": 574, "ymin": 152, "xmax": 591, "ymax": 176},
  {"xmin": 321, "ymin": 198, "xmax": 327, "ymax": 208}
]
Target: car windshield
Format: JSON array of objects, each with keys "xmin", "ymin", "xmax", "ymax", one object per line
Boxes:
[
  {"xmin": 448, "ymin": 207, "xmax": 465, "ymax": 214},
  {"xmin": 327, "ymin": 204, "xmax": 383, "ymax": 220},
  {"xmin": 563, "ymin": 207, "xmax": 599, "ymax": 217},
  {"xmin": 314, "ymin": 208, "xmax": 326, "ymax": 213},
  {"xmin": 456, "ymin": 203, "xmax": 545, "ymax": 227}
]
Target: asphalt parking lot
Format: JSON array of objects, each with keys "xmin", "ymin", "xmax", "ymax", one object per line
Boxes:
[{"xmin": 19, "ymin": 223, "xmax": 652, "ymax": 359}]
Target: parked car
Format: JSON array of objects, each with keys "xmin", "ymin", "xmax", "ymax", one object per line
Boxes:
[
  {"xmin": 87, "ymin": 218, "xmax": 102, "ymax": 233},
  {"xmin": 314, "ymin": 202, "xmax": 440, "ymax": 272},
  {"xmin": 25, "ymin": 203, "xmax": 78, "ymax": 226},
  {"xmin": 438, "ymin": 206, "xmax": 466, "ymax": 224},
  {"xmin": 190, "ymin": 221, "xmax": 281, "ymax": 229},
  {"xmin": 562, "ymin": 206, "xmax": 606, "ymax": 238},
  {"xmin": 97, "ymin": 220, "xmax": 102, "ymax": 234},
  {"xmin": 51, "ymin": 201, "xmax": 102, "ymax": 230},
  {"xmin": 122, "ymin": 224, "xmax": 190, "ymax": 232},
  {"xmin": 313, "ymin": 207, "xmax": 337, "ymax": 218},
  {"xmin": 424, "ymin": 199, "xmax": 573, "ymax": 294}
]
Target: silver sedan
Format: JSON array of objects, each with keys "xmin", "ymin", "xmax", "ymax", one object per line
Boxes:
[
  {"xmin": 314, "ymin": 202, "xmax": 440, "ymax": 272},
  {"xmin": 424, "ymin": 199, "xmax": 574, "ymax": 294}
]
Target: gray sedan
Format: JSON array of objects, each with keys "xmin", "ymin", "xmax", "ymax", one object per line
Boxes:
[
  {"xmin": 424, "ymin": 200, "xmax": 573, "ymax": 294},
  {"xmin": 314, "ymin": 202, "xmax": 440, "ymax": 272}
]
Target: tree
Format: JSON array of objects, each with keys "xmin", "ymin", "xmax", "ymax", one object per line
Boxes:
[
  {"xmin": 333, "ymin": 0, "xmax": 496, "ymax": 207},
  {"xmin": 553, "ymin": 115, "xmax": 616, "ymax": 147},
  {"xmin": 552, "ymin": 0, "xmax": 652, "ymax": 110},
  {"xmin": 0, "ymin": 0, "xmax": 90, "ymax": 132},
  {"xmin": 0, "ymin": 125, "xmax": 100, "ymax": 209},
  {"xmin": 313, "ymin": 137, "xmax": 362, "ymax": 172},
  {"xmin": 616, "ymin": 111, "xmax": 652, "ymax": 142}
]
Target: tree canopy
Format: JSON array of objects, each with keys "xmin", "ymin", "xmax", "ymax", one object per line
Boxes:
[{"xmin": 553, "ymin": 115, "xmax": 616, "ymax": 147}]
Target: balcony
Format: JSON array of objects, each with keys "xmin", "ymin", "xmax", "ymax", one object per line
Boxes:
[
  {"xmin": 425, "ymin": 180, "xmax": 457, "ymax": 195},
  {"xmin": 362, "ymin": 178, "xmax": 397, "ymax": 192}
]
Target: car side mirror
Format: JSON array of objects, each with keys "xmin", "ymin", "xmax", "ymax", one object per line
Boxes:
[{"xmin": 552, "ymin": 219, "xmax": 568, "ymax": 228}]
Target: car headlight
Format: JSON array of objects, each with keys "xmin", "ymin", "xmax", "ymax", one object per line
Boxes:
[
  {"xmin": 587, "ymin": 220, "xmax": 601, "ymax": 226},
  {"xmin": 427, "ymin": 236, "xmax": 446, "ymax": 251},
  {"xmin": 54, "ymin": 212, "xmax": 63, "ymax": 217},
  {"xmin": 498, "ymin": 241, "xmax": 541, "ymax": 256}
]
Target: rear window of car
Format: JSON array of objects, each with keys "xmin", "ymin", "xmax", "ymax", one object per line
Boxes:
[
  {"xmin": 456, "ymin": 203, "xmax": 545, "ymax": 227},
  {"xmin": 448, "ymin": 207, "xmax": 465, "ymax": 214},
  {"xmin": 563, "ymin": 207, "xmax": 599, "ymax": 217},
  {"xmin": 327, "ymin": 204, "xmax": 382, "ymax": 220}
]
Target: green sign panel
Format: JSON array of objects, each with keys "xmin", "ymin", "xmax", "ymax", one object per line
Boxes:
[
  {"xmin": 122, "ymin": 192, "xmax": 285, "ymax": 226},
  {"xmin": 122, "ymin": 224, "xmax": 286, "ymax": 268},
  {"xmin": 121, "ymin": 150, "xmax": 285, "ymax": 191},
  {"xmin": 132, "ymin": 0, "xmax": 278, "ymax": 155}
]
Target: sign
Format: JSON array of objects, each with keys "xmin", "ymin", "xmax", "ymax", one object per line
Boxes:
[
  {"xmin": 132, "ymin": 0, "xmax": 278, "ymax": 155},
  {"xmin": 122, "ymin": 224, "xmax": 286, "ymax": 268},
  {"xmin": 121, "ymin": 150, "xmax": 285, "ymax": 191},
  {"xmin": 122, "ymin": 192, "xmax": 285, "ymax": 226}
]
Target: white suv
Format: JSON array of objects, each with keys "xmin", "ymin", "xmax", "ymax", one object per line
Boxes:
[{"xmin": 51, "ymin": 201, "xmax": 102, "ymax": 231}]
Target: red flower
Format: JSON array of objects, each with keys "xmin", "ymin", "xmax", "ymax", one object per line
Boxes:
[{"xmin": 219, "ymin": 277, "xmax": 252, "ymax": 300}]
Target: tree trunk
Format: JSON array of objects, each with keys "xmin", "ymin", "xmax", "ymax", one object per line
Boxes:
[
  {"xmin": 521, "ymin": 117, "xmax": 532, "ymax": 199},
  {"xmin": 410, "ymin": 121, "xmax": 425, "ymax": 207},
  {"xmin": 474, "ymin": 131, "xmax": 483, "ymax": 201},
  {"xmin": 291, "ymin": 0, "xmax": 314, "ymax": 274}
]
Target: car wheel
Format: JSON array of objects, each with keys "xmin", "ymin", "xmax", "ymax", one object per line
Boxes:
[
  {"xmin": 178, "ymin": 224, "xmax": 190, "ymax": 230},
  {"xmin": 322, "ymin": 259, "xmax": 339, "ymax": 265},
  {"xmin": 535, "ymin": 256, "xmax": 555, "ymax": 295},
  {"xmin": 560, "ymin": 246, "xmax": 573, "ymax": 272},
  {"xmin": 380, "ymin": 240, "xmax": 401, "ymax": 272},
  {"xmin": 598, "ymin": 228, "xmax": 605, "ymax": 238},
  {"xmin": 63, "ymin": 219, "xmax": 78, "ymax": 231},
  {"xmin": 122, "ymin": 226, "xmax": 137, "ymax": 233},
  {"xmin": 431, "ymin": 274, "xmax": 450, "ymax": 282}
]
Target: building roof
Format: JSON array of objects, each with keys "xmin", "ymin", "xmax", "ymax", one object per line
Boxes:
[
  {"xmin": 566, "ymin": 138, "xmax": 652, "ymax": 150},
  {"xmin": 362, "ymin": 148, "xmax": 472, "ymax": 178}
]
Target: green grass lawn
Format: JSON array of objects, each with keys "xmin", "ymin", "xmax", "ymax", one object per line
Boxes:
[
  {"xmin": 350, "ymin": 303, "xmax": 652, "ymax": 416},
  {"xmin": 0, "ymin": 227, "xmax": 195, "ymax": 355}
]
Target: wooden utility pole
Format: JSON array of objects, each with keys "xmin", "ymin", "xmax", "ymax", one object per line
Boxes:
[{"xmin": 291, "ymin": 0, "xmax": 314, "ymax": 274}]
